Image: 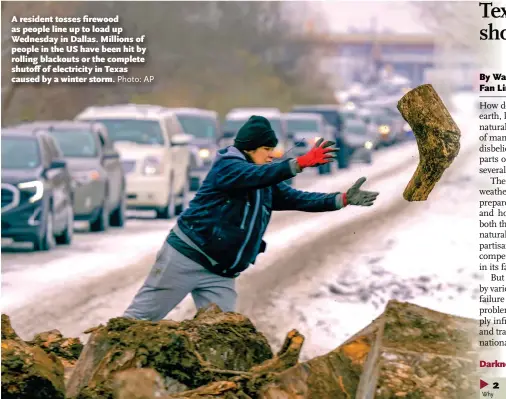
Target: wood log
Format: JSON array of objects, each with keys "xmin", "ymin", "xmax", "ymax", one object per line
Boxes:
[
  {"xmin": 66, "ymin": 304, "xmax": 274, "ymax": 399},
  {"xmin": 257, "ymin": 319, "xmax": 380, "ymax": 399},
  {"xmin": 112, "ymin": 368, "xmax": 169, "ymax": 399},
  {"xmin": 1, "ymin": 314, "xmax": 66, "ymax": 399},
  {"xmin": 397, "ymin": 84, "xmax": 461, "ymax": 201},
  {"xmin": 1, "ymin": 301, "xmax": 482, "ymax": 399},
  {"xmin": 248, "ymin": 329, "xmax": 304, "ymax": 375},
  {"xmin": 164, "ymin": 381, "xmax": 242, "ymax": 399},
  {"xmin": 355, "ymin": 300, "xmax": 479, "ymax": 399},
  {"xmin": 27, "ymin": 329, "xmax": 84, "ymax": 384}
]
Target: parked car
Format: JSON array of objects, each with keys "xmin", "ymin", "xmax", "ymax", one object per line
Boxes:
[
  {"xmin": 223, "ymin": 108, "xmax": 294, "ymax": 185},
  {"xmin": 2, "ymin": 127, "xmax": 74, "ymax": 251},
  {"xmin": 382, "ymin": 105, "xmax": 409, "ymax": 143},
  {"xmin": 15, "ymin": 121, "xmax": 126, "ymax": 231},
  {"xmin": 283, "ymin": 112, "xmax": 333, "ymax": 175},
  {"xmin": 365, "ymin": 107, "xmax": 401, "ymax": 148},
  {"xmin": 168, "ymin": 108, "xmax": 220, "ymax": 191},
  {"xmin": 341, "ymin": 119, "xmax": 374, "ymax": 164},
  {"xmin": 75, "ymin": 104, "xmax": 192, "ymax": 219},
  {"xmin": 362, "ymin": 97, "xmax": 406, "ymax": 146},
  {"xmin": 290, "ymin": 104, "xmax": 352, "ymax": 169}
]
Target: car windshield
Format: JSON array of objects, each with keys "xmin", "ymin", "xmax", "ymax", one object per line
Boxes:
[
  {"xmin": 371, "ymin": 113, "xmax": 391, "ymax": 125},
  {"xmin": 223, "ymin": 117, "xmax": 284, "ymax": 138},
  {"xmin": 286, "ymin": 119, "xmax": 319, "ymax": 133},
  {"xmin": 176, "ymin": 115, "xmax": 217, "ymax": 139},
  {"xmin": 367, "ymin": 110, "xmax": 390, "ymax": 124},
  {"xmin": 48, "ymin": 129, "xmax": 98, "ymax": 158},
  {"xmin": 88, "ymin": 119, "xmax": 164, "ymax": 145},
  {"xmin": 2, "ymin": 137, "xmax": 41, "ymax": 169},
  {"xmin": 340, "ymin": 110, "xmax": 358, "ymax": 120},
  {"xmin": 292, "ymin": 109, "xmax": 342, "ymax": 129},
  {"xmin": 347, "ymin": 123, "xmax": 367, "ymax": 135}
]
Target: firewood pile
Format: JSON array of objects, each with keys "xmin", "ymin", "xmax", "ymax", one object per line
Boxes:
[{"xmin": 1, "ymin": 300, "xmax": 479, "ymax": 399}]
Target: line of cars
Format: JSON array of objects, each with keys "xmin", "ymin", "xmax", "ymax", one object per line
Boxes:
[
  {"xmin": 220, "ymin": 102, "xmax": 411, "ymax": 172},
  {"xmin": 1, "ymin": 104, "xmax": 224, "ymax": 252},
  {"xmin": 1, "ymin": 98, "xmax": 410, "ymax": 252}
]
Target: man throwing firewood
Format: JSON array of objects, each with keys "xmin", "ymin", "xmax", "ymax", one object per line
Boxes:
[{"xmin": 123, "ymin": 115, "xmax": 379, "ymax": 320}]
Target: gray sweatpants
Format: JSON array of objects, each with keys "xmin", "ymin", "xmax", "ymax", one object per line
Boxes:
[{"xmin": 123, "ymin": 242, "xmax": 237, "ymax": 321}]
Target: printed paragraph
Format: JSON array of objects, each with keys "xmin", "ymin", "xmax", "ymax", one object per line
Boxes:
[
  {"xmin": 478, "ymin": 98, "xmax": 506, "ymax": 348},
  {"xmin": 9, "ymin": 14, "xmax": 154, "ymax": 84}
]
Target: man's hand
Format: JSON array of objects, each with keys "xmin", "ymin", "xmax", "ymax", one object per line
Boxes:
[
  {"xmin": 344, "ymin": 177, "xmax": 379, "ymax": 206},
  {"xmin": 296, "ymin": 138, "xmax": 339, "ymax": 169}
]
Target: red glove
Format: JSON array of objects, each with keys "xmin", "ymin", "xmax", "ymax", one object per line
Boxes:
[{"xmin": 296, "ymin": 138, "xmax": 339, "ymax": 169}]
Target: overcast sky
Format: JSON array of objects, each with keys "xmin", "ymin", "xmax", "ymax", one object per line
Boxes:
[{"xmin": 317, "ymin": 1, "xmax": 430, "ymax": 34}]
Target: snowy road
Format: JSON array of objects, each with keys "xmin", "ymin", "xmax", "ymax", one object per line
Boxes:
[{"xmin": 3, "ymin": 96, "xmax": 478, "ymax": 358}]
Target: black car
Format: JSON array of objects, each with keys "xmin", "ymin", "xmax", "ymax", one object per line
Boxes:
[
  {"xmin": 15, "ymin": 121, "xmax": 126, "ymax": 232},
  {"xmin": 290, "ymin": 105, "xmax": 351, "ymax": 169},
  {"xmin": 2, "ymin": 127, "xmax": 74, "ymax": 251}
]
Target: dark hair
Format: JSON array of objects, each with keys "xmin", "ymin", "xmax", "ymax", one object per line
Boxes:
[{"xmin": 240, "ymin": 149, "xmax": 255, "ymax": 163}]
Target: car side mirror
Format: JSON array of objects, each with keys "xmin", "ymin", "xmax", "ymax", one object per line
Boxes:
[
  {"xmin": 171, "ymin": 133, "xmax": 192, "ymax": 146},
  {"xmin": 50, "ymin": 159, "xmax": 66, "ymax": 169},
  {"xmin": 103, "ymin": 152, "xmax": 120, "ymax": 160}
]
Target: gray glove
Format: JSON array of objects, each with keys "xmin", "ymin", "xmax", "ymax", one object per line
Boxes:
[{"xmin": 345, "ymin": 177, "xmax": 379, "ymax": 206}]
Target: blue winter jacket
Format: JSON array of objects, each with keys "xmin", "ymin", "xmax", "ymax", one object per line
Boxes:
[{"xmin": 175, "ymin": 146, "xmax": 345, "ymax": 277}]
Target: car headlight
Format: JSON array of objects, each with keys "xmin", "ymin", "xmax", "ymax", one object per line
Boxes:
[
  {"xmin": 198, "ymin": 148, "xmax": 211, "ymax": 158},
  {"xmin": 72, "ymin": 170, "xmax": 101, "ymax": 185},
  {"xmin": 345, "ymin": 101, "xmax": 356, "ymax": 110},
  {"xmin": 143, "ymin": 156, "xmax": 164, "ymax": 175},
  {"xmin": 364, "ymin": 141, "xmax": 373, "ymax": 150},
  {"xmin": 378, "ymin": 125, "xmax": 390, "ymax": 135},
  {"xmin": 18, "ymin": 180, "xmax": 44, "ymax": 203}
]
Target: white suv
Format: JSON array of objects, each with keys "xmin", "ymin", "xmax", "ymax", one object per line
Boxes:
[{"xmin": 75, "ymin": 104, "xmax": 192, "ymax": 219}]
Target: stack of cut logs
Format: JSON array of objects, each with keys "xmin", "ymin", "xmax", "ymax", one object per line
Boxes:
[{"xmin": 1, "ymin": 300, "xmax": 478, "ymax": 399}]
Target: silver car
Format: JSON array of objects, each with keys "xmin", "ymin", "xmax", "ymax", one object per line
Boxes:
[
  {"xmin": 341, "ymin": 119, "xmax": 374, "ymax": 164},
  {"xmin": 283, "ymin": 112, "xmax": 334, "ymax": 175},
  {"xmin": 167, "ymin": 108, "xmax": 220, "ymax": 191}
]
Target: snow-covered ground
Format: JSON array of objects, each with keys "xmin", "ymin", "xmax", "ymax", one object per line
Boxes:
[{"xmin": 2, "ymin": 225, "xmax": 176, "ymax": 312}]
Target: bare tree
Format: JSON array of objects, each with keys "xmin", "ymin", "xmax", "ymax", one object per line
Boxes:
[{"xmin": 2, "ymin": 1, "xmax": 334, "ymax": 124}]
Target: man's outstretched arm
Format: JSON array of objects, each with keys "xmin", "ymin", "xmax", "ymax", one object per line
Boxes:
[
  {"xmin": 271, "ymin": 182, "xmax": 346, "ymax": 212},
  {"xmin": 272, "ymin": 177, "xmax": 379, "ymax": 212}
]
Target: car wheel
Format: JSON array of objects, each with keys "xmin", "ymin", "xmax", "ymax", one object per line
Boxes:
[
  {"xmin": 90, "ymin": 202, "xmax": 110, "ymax": 232},
  {"xmin": 110, "ymin": 191, "xmax": 126, "ymax": 227},
  {"xmin": 338, "ymin": 144, "xmax": 350, "ymax": 169},
  {"xmin": 34, "ymin": 208, "xmax": 56, "ymax": 251},
  {"xmin": 318, "ymin": 163, "xmax": 331, "ymax": 175},
  {"xmin": 365, "ymin": 151, "xmax": 373, "ymax": 165},
  {"xmin": 156, "ymin": 176, "xmax": 176, "ymax": 219},
  {"xmin": 55, "ymin": 205, "xmax": 74, "ymax": 245}
]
